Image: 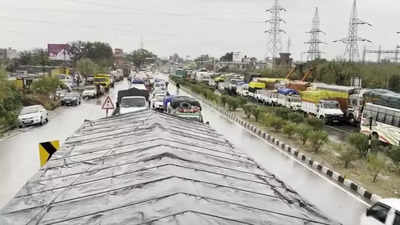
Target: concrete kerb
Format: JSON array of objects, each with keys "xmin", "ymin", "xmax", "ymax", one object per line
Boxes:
[{"xmin": 178, "ymin": 84, "xmax": 381, "ymax": 204}]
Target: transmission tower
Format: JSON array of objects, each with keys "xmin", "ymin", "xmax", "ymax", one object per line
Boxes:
[
  {"xmin": 334, "ymin": 0, "xmax": 372, "ymax": 62},
  {"xmin": 265, "ymin": 0, "xmax": 286, "ymax": 61},
  {"xmin": 305, "ymin": 7, "xmax": 325, "ymax": 61}
]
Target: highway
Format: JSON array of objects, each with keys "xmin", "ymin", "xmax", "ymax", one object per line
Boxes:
[{"xmin": 0, "ymin": 75, "xmax": 367, "ymax": 225}]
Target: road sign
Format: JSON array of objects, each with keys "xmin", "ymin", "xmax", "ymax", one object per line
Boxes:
[
  {"xmin": 39, "ymin": 140, "xmax": 60, "ymax": 167},
  {"xmin": 102, "ymin": 96, "xmax": 114, "ymax": 110}
]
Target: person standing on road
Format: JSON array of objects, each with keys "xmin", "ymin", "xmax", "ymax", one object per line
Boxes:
[{"xmin": 176, "ymin": 82, "xmax": 180, "ymax": 95}]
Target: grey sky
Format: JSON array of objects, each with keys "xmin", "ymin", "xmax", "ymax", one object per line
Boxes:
[{"xmin": 0, "ymin": 0, "xmax": 399, "ymax": 60}]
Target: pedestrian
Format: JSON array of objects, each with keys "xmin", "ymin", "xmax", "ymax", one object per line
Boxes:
[
  {"xmin": 176, "ymin": 83, "xmax": 180, "ymax": 95},
  {"xmin": 166, "ymin": 81, "xmax": 169, "ymax": 88}
]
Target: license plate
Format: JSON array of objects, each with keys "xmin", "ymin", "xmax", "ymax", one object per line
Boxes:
[{"xmin": 23, "ymin": 120, "xmax": 33, "ymax": 124}]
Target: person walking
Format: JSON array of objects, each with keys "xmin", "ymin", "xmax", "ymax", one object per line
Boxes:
[{"xmin": 176, "ymin": 82, "xmax": 180, "ymax": 95}]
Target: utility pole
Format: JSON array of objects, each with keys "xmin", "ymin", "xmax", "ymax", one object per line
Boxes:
[
  {"xmin": 334, "ymin": 0, "xmax": 372, "ymax": 62},
  {"xmin": 265, "ymin": 0, "xmax": 286, "ymax": 64},
  {"xmin": 305, "ymin": 7, "xmax": 325, "ymax": 61}
]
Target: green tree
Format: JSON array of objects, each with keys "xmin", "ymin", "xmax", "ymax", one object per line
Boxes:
[
  {"xmin": 339, "ymin": 145, "xmax": 359, "ymax": 169},
  {"xmin": 251, "ymin": 106, "xmax": 263, "ymax": 122},
  {"xmin": 288, "ymin": 112, "xmax": 304, "ymax": 123},
  {"xmin": 31, "ymin": 76, "xmax": 62, "ymax": 95},
  {"xmin": 76, "ymin": 58, "xmax": 98, "ymax": 80},
  {"xmin": 227, "ymin": 97, "xmax": 240, "ymax": 111},
  {"xmin": 220, "ymin": 95, "xmax": 228, "ymax": 108},
  {"xmin": 368, "ymin": 154, "xmax": 386, "ymax": 183},
  {"xmin": 347, "ymin": 133, "xmax": 369, "ymax": 158},
  {"xmin": 127, "ymin": 49, "xmax": 156, "ymax": 71},
  {"xmin": 266, "ymin": 116, "xmax": 285, "ymax": 132},
  {"xmin": 69, "ymin": 41, "xmax": 114, "ymax": 66},
  {"xmin": 295, "ymin": 124, "xmax": 313, "ymax": 145},
  {"xmin": 306, "ymin": 117, "xmax": 324, "ymax": 130},
  {"xmin": 0, "ymin": 67, "xmax": 22, "ymax": 128},
  {"xmin": 283, "ymin": 123, "xmax": 296, "ymax": 138},
  {"xmin": 242, "ymin": 104, "xmax": 254, "ymax": 119},
  {"xmin": 309, "ymin": 131, "xmax": 329, "ymax": 152}
]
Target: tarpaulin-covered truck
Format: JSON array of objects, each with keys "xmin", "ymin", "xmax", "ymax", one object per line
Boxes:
[
  {"xmin": 248, "ymin": 78, "xmax": 286, "ymax": 93},
  {"xmin": 277, "ymin": 88, "xmax": 302, "ymax": 111},
  {"xmin": 300, "ymin": 90, "xmax": 345, "ymax": 124}
]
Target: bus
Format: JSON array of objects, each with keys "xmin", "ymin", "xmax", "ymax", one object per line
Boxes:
[{"xmin": 360, "ymin": 102, "xmax": 400, "ymax": 146}]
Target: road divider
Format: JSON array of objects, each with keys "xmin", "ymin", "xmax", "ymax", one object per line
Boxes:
[{"xmin": 179, "ymin": 84, "xmax": 382, "ymax": 204}]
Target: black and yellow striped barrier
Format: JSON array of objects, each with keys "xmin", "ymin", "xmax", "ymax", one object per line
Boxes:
[{"xmin": 39, "ymin": 140, "xmax": 60, "ymax": 167}]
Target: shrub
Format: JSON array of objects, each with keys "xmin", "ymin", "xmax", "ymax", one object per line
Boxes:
[
  {"xmin": 368, "ymin": 154, "xmax": 386, "ymax": 183},
  {"xmin": 273, "ymin": 107, "xmax": 290, "ymax": 120},
  {"xmin": 306, "ymin": 117, "xmax": 324, "ymax": 130},
  {"xmin": 295, "ymin": 124, "xmax": 313, "ymax": 145},
  {"xmin": 288, "ymin": 112, "xmax": 304, "ymax": 123},
  {"xmin": 283, "ymin": 123, "xmax": 296, "ymax": 138},
  {"xmin": 220, "ymin": 95, "xmax": 228, "ymax": 108},
  {"xmin": 238, "ymin": 96, "xmax": 247, "ymax": 107},
  {"xmin": 388, "ymin": 146, "xmax": 400, "ymax": 165},
  {"xmin": 266, "ymin": 116, "xmax": 286, "ymax": 132},
  {"xmin": 309, "ymin": 131, "xmax": 329, "ymax": 152},
  {"xmin": 339, "ymin": 145, "xmax": 359, "ymax": 168},
  {"xmin": 242, "ymin": 104, "xmax": 255, "ymax": 119},
  {"xmin": 227, "ymin": 97, "xmax": 240, "ymax": 111},
  {"xmin": 251, "ymin": 106, "xmax": 263, "ymax": 122},
  {"xmin": 347, "ymin": 133, "xmax": 369, "ymax": 158}
]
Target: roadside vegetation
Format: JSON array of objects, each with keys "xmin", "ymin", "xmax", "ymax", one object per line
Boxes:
[{"xmin": 172, "ymin": 76, "xmax": 400, "ymax": 198}]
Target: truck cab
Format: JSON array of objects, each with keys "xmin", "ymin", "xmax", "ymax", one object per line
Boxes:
[
  {"xmin": 94, "ymin": 74, "xmax": 111, "ymax": 90},
  {"xmin": 360, "ymin": 198, "xmax": 400, "ymax": 225},
  {"xmin": 317, "ymin": 100, "xmax": 344, "ymax": 124}
]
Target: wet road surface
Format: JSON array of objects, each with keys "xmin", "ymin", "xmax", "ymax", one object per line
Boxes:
[{"xmin": 0, "ymin": 75, "xmax": 367, "ymax": 225}]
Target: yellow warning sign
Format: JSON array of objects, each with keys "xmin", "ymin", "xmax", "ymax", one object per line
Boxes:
[{"xmin": 39, "ymin": 140, "xmax": 60, "ymax": 167}]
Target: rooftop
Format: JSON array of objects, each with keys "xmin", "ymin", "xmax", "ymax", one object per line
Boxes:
[{"xmin": 0, "ymin": 111, "xmax": 339, "ymax": 225}]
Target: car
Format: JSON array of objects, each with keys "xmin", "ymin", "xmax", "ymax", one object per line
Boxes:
[
  {"xmin": 119, "ymin": 96, "xmax": 148, "ymax": 115},
  {"xmin": 151, "ymin": 93, "xmax": 166, "ymax": 111},
  {"xmin": 18, "ymin": 105, "xmax": 48, "ymax": 128},
  {"xmin": 167, "ymin": 96, "xmax": 203, "ymax": 122},
  {"xmin": 56, "ymin": 89, "xmax": 68, "ymax": 99},
  {"xmin": 131, "ymin": 80, "xmax": 147, "ymax": 90},
  {"xmin": 61, "ymin": 93, "xmax": 81, "ymax": 106},
  {"xmin": 82, "ymin": 86, "xmax": 98, "ymax": 99},
  {"xmin": 360, "ymin": 198, "xmax": 400, "ymax": 225}
]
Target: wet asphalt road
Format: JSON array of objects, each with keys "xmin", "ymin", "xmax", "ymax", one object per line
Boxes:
[{"xmin": 0, "ymin": 75, "xmax": 367, "ymax": 225}]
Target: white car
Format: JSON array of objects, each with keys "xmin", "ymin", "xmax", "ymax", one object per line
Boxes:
[
  {"xmin": 360, "ymin": 198, "xmax": 400, "ymax": 225},
  {"xmin": 82, "ymin": 86, "xmax": 97, "ymax": 99},
  {"xmin": 119, "ymin": 96, "xmax": 148, "ymax": 115},
  {"xmin": 132, "ymin": 83, "xmax": 147, "ymax": 90},
  {"xmin": 18, "ymin": 105, "xmax": 48, "ymax": 128},
  {"xmin": 151, "ymin": 94, "xmax": 166, "ymax": 111}
]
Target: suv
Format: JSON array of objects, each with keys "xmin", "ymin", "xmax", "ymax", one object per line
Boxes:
[
  {"xmin": 360, "ymin": 198, "xmax": 400, "ymax": 225},
  {"xmin": 82, "ymin": 86, "xmax": 98, "ymax": 99},
  {"xmin": 18, "ymin": 105, "xmax": 48, "ymax": 128}
]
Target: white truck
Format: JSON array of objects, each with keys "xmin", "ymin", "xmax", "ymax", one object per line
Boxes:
[
  {"xmin": 277, "ymin": 94, "xmax": 302, "ymax": 111},
  {"xmin": 301, "ymin": 100, "xmax": 344, "ymax": 124},
  {"xmin": 254, "ymin": 90, "xmax": 278, "ymax": 106}
]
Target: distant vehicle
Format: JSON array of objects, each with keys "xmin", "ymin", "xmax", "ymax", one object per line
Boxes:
[
  {"xmin": 119, "ymin": 96, "xmax": 148, "ymax": 115},
  {"xmin": 360, "ymin": 198, "xmax": 400, "ymax": 225},
  {"xmin": 82, "ymin": 86, "xmax": 98, "ymax": 99},
  {"xmin": 153, "ymin": 81, "xmax": 166, "ymax": 91},
  {"xmin": 94, "ymin": 74, "xmax": 112, "ymax": 90},
  {"xmin": 131, "ymin": 79, "xmax": 147, "ymax": 90},
  {"xmin": 167, "ymin": 96, "xmax": 203, "ymax": 122},
  {"xmin": 301, "ymin": 100, "xmax": 344, "ymax": 124},
  {"xmin": 18, "ymin": 105, "xmax": 48, "ymax": 128},
  {"xmin": 61, "ymin": 93, "xmax": 81, "ymax": 106},
  {"xmin": 151, "ymin": 93, "xmax": 166, "ymax": 111},
  {"xmin": 86, "ymin": 75, "xmax": 94, "ymax": 85},
  {"xmin": 56, "ymin": 89, "xmax": 68, "ymax": 99}
]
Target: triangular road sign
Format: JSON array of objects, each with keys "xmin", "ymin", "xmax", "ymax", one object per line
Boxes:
[{"xmin": 102, "ymin": 96, "xmax": 114, "ymax": 110}]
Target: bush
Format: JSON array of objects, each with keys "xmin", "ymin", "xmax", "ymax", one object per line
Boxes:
[
  {"xmin": 368, "ymin": 154, "xmax": 386, "ymax": 183},
  {"xmin": 347, "ymin": 133, "xmax": 369, "ymax": 158},
  {"xmin": 309, "ymin": 131, "xmax": 329, "ymax": 152},
  {"xmin": 242, "ymin": 104, "xmax": 255, "ymax": 119},
  {"xmin": 227, "ymin": 97, "xmax": 240, "ymax": 111},
  {"xmin": 388, "ymin": 146, "xmax": 400, "ymax": 165},
  {"xmin": 252, "ymin": 106, "xmax": 263, "ymax": 122},
  {"xmin": 288, "ymin": 112, "xmax": 304, "ymax": 123},
  {"xmin": 220, "ymin": 95, "xmax": 228, "ymax": 108},
  {"xmin": 306, "ymin": 117, "xmax": 324, "ymax": 130},
  {"xmin": 295, "ymin": 124, "xmax": 313, "ymax": 145},
  {"xmin": 273, "ymin": 107, "xmax": 290, "ymax": 120},
  {"xmin": 283, "ymin": 123, "xmax": 296, "ymax": 138},
  {"xmin": 238, "ymin": 97, "xmax": 247, "ymax": 107},
  {"xmin": 31, "ymin": 76, "xmax": 62, "ymax": 95},
  {"xmin": 265, "ymin": 115, "xmax": 286, "ymax": 132},
  {"xmin": 339, "ymin": 145, "xmax": 359, "ymax": 168}
]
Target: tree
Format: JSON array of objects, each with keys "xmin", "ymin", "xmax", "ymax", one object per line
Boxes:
[
  {"xmin": 69, "ymin": 41, "xmax": 113, "ymax": 66},
  {"xmin": 226, "ymin": 97, "xmax": 240, "ymax": 111},
  {"xmin": 220, "ymin": 95, "xmax": 228, "ymax": 108},
  {"xmin": 31, "ymin": 76, "xmax": 62, "ymax": 95},
  {"xmin": 127, "ymin": 49, "xmax": 156, "ymax": 71},
  {"xmin": 251, "ymin": 106, "xmax": 263, "ymax": 122},
  {"xmin": 283, "ymin": 123, "xmax": 296, "ymax": 138},
  {"xmin": 309, "ymin": 131, "xmax": 329, "ymax": 152},
  {"xmin": 295, "ymin": 124, "xmax": 313, "ymax": 145},
  {"xmin": 242, "ymin": 104, "xmax": 254, "ymax": 119},
  {"xmin": 18, "ymin": 51, "xmax": 33, "ymax": 65},
  {"xmin": 0, "ymin": 67, "xmax": 22, "ymax": 128},
  {"xmin": 368, "ymin": 154, "xmax": 386, "ymax": 183},
  {"xmin": 306, "ymin": 117, "xmax": 324, "ymax": 130},
  {"xmin": 77, "ymin": 58, "xmax": 98, "ymax": 80},
  {"xmin": 220, "ymin": 52, "xmax": 233, "ymax": 62},
  {"xmin": 347, "ymin": 133, "xmax": 369, "ymax": 158},
  {"xmin": 265, "ymin": 116, "xmax": 285, "ymax": 132},
  {"xmin": 288, "ymin": 112, "xmax": 304, "ymax": 123},
  {"xmin": 339, "ymin": 145, "xmax": 359, "ymax": 169}
]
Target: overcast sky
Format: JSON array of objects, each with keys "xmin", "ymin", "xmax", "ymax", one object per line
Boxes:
[{"xmin": 0, "ymin": 0, "xmax": 399, "ymax": 61}]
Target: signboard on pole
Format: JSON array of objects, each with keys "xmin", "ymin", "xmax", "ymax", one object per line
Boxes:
[
  {"xmin": 48, "ymin": 44, "xmax": 71, "ymax": 61},
  {"xmin": 39, "ymin": 140, "xmax": 60, "ymax": 167},
  {"xmin": 102, "ymin": 96, "xmax": 114, "ymax": 117}
]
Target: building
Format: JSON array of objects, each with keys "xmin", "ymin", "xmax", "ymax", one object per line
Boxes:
[{"xmin": 0, "ymin": 111, "xmax": 338, "ymax": 225}]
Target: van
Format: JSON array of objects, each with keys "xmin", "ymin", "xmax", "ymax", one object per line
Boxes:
[{"xmin": 360, "ymin": 198, "xmax": 400, "ymax": 225}]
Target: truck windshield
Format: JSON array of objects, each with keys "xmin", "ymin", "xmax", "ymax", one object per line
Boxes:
[
  {"xmin": 324, "ymin": 103, "xmax": 339, "ymax": 109},
  {"xmin": 94, "ymin": 78, "xmax": 107, "ymax": 82},
  {"xmin": 121, "ymin": 98, "xmax": 146, "ymax": 108}
]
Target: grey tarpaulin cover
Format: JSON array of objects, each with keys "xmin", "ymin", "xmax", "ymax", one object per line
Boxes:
[{"xmin": 0, "ymin": 111, "xmax": 340, "ymax": 225}]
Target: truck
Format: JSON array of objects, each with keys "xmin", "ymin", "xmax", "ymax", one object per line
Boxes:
[
  {"xmin": 277, "ymin": 88, "xmax": 302, "ymax": 111},
  {"xmin": 94, "ymin": 74, "xmax": 112, "ymax": 90},
  {"xmin": 300, "ymin": 90, "xmax": 344, "ymax": 124}
]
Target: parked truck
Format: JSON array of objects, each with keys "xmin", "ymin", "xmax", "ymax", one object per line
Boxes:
[
  {"xmin": 94, "ymin": 74, "xmax": 112, "ymax": 91},
  {"xmin": 277, "ymin": 88, "xmax": 302, "ymax": 111},
  {"xmin": 300, "ymin": 90, "xmax": 344, "ymax": 124}
]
